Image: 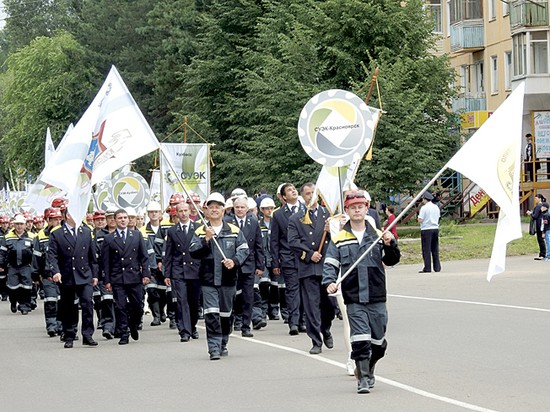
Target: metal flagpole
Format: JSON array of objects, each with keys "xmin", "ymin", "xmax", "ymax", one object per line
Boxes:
[
  {"xmin": 158, "ymin": 145, "xmax": 228, "ymax": 261},
  {"xmin": 335, "ymin": 166, "xmax": 448, "ymax": 287}
]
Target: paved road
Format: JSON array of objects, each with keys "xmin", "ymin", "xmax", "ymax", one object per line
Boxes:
[{"xmin": 1, "ymin": 255, "xmax": 549, "ymax": 411}]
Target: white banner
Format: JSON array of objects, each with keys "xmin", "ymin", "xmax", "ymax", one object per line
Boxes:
[{"xmin": 160, "ymin": 143, "xmax": 210, "ymax": 209}]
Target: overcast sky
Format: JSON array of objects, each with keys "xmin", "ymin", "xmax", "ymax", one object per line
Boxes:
[{"xmin": 0, "ymin": 0, "xmax": 5, "ymax": 30}]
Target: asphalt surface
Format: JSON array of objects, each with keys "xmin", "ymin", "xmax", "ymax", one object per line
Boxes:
[{"xmin": 1, "ymin": 254, "xmax": 549, "ymax": 411}]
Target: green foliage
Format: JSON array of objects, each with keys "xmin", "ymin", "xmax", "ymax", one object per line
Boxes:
[{"xmin": 0, "ymin": 31, "xmax": 99, "ymax": 176}]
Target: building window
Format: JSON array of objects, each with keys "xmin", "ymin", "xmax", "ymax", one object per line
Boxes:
[
  {"xmin": 428, "ymin": 0, "xmax": 443, "ymax": 33},
  {"xmin": 489, "ymin": 0, "xmax": 496, "ymax": 20},
  {"xmin": 530, "ymin": 31, "xmax": 548, "ymax": 74},
  {"xmin": 504, "ymin": 51, "xmax": 513, "ymax": 90},
  {"xmin": 446, "ymin": 0, "xmax": 451, "ymax": 36},
  {"xmin": 450, "ymin": 0, "xmax": 483, "ymax": 24},
  {"xmin": 513, "ymin": 32, "xmax": 527, "ymax": 76},
  {"xmin": 473, "ymin": 61, "xmax": 484, "ymax": 93},
  {"xmin": 512, "ymin": 30, "xmax": 549, "ymax": 77},
  {"xmin": 503, "ymin": 0, "xmax": 509, "ymax": 16},
  {"xmin": 460, "ymin": 65, "xmax": 470, "ymax": 94},
  {"xmin": 490, "ymin": 56, "xmax": 498, "ymax": 94}
]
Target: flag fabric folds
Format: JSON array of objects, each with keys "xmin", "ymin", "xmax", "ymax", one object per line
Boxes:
[
  {"xmin": 41, "ymin": 66, "xmax": 160, "ymax": 224},
  {"xmin": 446, "ymin": 82, "xmax": 525, "ymax": 281},
  {"xmin": 44, "ymin": 128, "xmax": 55, "ymax": 166}
]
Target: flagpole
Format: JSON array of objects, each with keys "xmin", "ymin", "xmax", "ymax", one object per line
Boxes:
[
  {"xmin": 158, "ymin": 146, "xmax": 228, "ymax": 260},
  {"xmin": 335, "ymin": 165, "xmax": 449, "ymax": 287}
]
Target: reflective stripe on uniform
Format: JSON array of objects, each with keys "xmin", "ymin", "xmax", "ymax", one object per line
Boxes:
[
  {"xmin": 350, "ymin": 333, "xmax": 371, "ymax": 343},
  {"xmin": 203, "ymin": 307, "xmax": 220, "ymax": 314},
  {"xmin": 219, "ymin": 310, "xmax": 232, "ymax": 318},
  {"xmin": 101, "ymin": 294, "xmax": 114, "ymax": 301},
  {"xmin": 33, "ymin": 250, "xmax": 43, "ymax": 257},
  {"xmin": 325, "ymin": 257, "xmax": 340, "ymax": 268},
  {"xmin": 371, "ymin": 336, "xmax": 386, "ymax": 345},
  {"xmin": 44, "ymin": 297, "xmax": 59, "ymax": 302},
  {"xmin": 7, "ymin": 284, "xmax": 33, "ymax": 290}
]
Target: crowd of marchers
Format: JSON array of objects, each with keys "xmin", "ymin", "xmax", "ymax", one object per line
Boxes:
[{"xmin": 0, "ymin": 183, "xmax": 407, "ymax": 394}]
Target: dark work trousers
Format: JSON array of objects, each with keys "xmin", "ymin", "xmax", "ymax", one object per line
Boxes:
[
  {"xmin": 300, "ymin": 275, "xmax": 335, "ymax": 347},
  {"xmin": 233, "ymin": 271, "xmax": 254, "ymax": 332},
  {"xmin": 42, "ymin": 278, "xmax": 61, "ymax": 334},
  {"xmin": 536, "ymin": 230, "xmax": 546, "ymax": 258},
  {"xmin": 420, "ymin": 229, "xmax": 441, "ymax": 272},
  {"xmin": 202, "ymin": 285, "xmax": 235, "ymax": 355},
  {"xmin": 7, "ymin": 268, "xmax": 33, "ymax": 312},
  {"xmin": 112, "ymin": 283, "xmax": 144, "ymax": 339},
  {"xmin": 282, "ymin": 267, "xmax": 300, "ymax": 328},
  {"xmin": 172, "ymin": 278, "xmax": 201, "ymax": 338},
  {"xmin": 58, "ymin": 283, "xmax": 94, "ymax": 341}
]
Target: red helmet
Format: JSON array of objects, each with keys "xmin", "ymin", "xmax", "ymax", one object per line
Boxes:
[
  {"xmin": 51, "ymin": 197, "xmax": 68, "ymax": 210},
  {"xmin": 93, "ymin": 210, "xmax": 106, "ymax": 220},
  {"xmin": 169, "ymin": 193, "xmax": 185, "ymax": 206},
  {"xmin": 186, "ymin": 192, "xmax": 201, "ymax": 204},
  {"xmin": 0, "ymin": 215, "xmax": 9, "ymax": 223},
  {"xmin": 24, "ymin": 212, "xmax": 33, "ymax": 221},
  {"xmin": 33, "ymin": 216, "xmax": 44, "ymax": 224},
  {"xmin": 48, "ymin": 208, "xmax": 63, "ymax": 219}
]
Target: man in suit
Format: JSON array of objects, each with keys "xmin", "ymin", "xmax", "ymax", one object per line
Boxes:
[
  {"xmin": 271, "ymin": 183, "xmax": 306, "ymax": 335},
  {"xmin": 288, "ymin": 183, "xmax": 334, "ymax": 354},
  {"xmin": 225, "ymin": 196, "xmax": 265, "ymax": 337},
  {"xmin": 163, "ymin": 202, "xmax": 201, "ymax": 342},
  {"xmin": 47, "ymin": 206, "xmax": 99, "ymax": 348},
  {"xmin": 102, "ymin": 209, "xmax": 151, "ymax": 345}
]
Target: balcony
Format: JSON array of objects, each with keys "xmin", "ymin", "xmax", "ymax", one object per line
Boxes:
[
  {"xmin": 450, "ymin": 19, "xmax": 485, "ymax": 53},
  {"xmin": 510, "ymin": 0, "xmax": 548, "ymax": 29},
  {"xmin": 452, "ymin": 94, "xmax": 487, "ymax": 112}
]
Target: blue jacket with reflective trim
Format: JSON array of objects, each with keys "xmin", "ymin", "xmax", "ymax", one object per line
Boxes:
[{"xmin": 322, "ymin": 221, "xmax": 400, "ymax": 304}]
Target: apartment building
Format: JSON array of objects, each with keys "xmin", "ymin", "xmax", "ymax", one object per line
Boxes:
[{"xmin": 430, "ymin": 0, "xmax": 550, "ymax": 205}]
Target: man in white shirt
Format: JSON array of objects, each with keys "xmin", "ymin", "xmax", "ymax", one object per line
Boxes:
[{"xmin": 417, "ymin": 192, "xmax": 441, "ymax": 273}]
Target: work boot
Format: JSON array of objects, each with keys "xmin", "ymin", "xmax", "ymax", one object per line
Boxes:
[
  {"xmin": 150, "ymin": 302, "xmax": 161, "ymax": 326},
  {"xmin": 355, "ymin": 359, "xmax": 371, "ymax": 394}
]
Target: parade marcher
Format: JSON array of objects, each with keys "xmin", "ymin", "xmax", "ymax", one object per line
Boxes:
[
  {"xmin": 93, "ymin": 210, "xmax": 116, "ymax": 339},
  {"xmin": 0, "ymin": 215, "xmax": 10, "ymax": 301},
  {"xmin": 32, "ymin": 208, "xmax": 63, "ymax": 337},
  {"xmin": 323, "ymin": 191, "xmax": 400, "ymax": 393},
  {"xmin": 288, "ymin": 183, "xmax": 334, "ymax": 354},
  {"xmin": 102, "ymin": 209, "xmax": 151, "ymax": 345},
  {"xmin": 140, "ymin": 200, "xmax": 169, "ymax": 327},
  {"xmin": 418, "ymin": 192, "xmax": 441, "ymax": 273},
  {"xmin": 0, "ymin": 214, "xmax": 36, "ymax": 315},
  {"xmin": 47, "ymin": 206, "xmax": 99, "ymax": 348},
  {"xmin": 187, "ymin": 192, "xmax": 202, "ymax": 222},
  {"xmin": 271, "ymin": 183, "xmax": 306, "ymax": 335},
  {"xmin": 33, "ymin": 215, "xmax": 45, "ymax": 233},
  {"xmin": 225, "ymin": 196, "xmax": 265, "ymax": 336},
  {"xmin": 257, "ymin": 197, "xmax": 282, "ymax": 321},
  {"xmin": 105, "ymin": 208, "xmax": 117, "ymax": 233},
  {"xmin": 163, "ymin": 202, "xmax": 201, "ymax": 341},
  {"xmin": 126, "ymin": 207, "xmax": 138, "ymax": 230},
  {"xmin": 189, "ymin": 192, "xmax": 249, "ymax": 360},
  {"xmin": 136, "ymin": 211, "xmax": 145, "ymax": 229}
]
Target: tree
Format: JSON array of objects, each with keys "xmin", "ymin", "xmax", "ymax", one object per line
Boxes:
[{"xmin": 0, "ymin": 31, "xmax": 99, "ymax": 177}]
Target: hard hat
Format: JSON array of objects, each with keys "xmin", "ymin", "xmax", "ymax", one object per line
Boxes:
[
  {"xmin": 51, "ymin": 197, "xmax": 68, "ymax": 210},
  {"xmin": 186, "ymin": 192, "xmax": 201, "ymax": 204},
  {"xmin": 260, "ymin": 197, "xmax": 276, "ymax": 209},
  {"xmin": 146, "ymin": 201, "xmax": 162, "ymax": 212},
  {"xmin": 247, "ymin": 197, "xmax": 257, "ymax": 210},
  {"xmin": 230, "ymin": 188, "xmax": 247, "ymax": 199},
  {"xmin": 206, "ymin": 192, "xmax": 226, "ymax": 207},
  {"xmin": 48, "ymin": 208, "xmax": 63, "ymax": 219},
  {"xmin": 225, "ymin": 198, "xmax": 234, "ymax": 209},
  {"xmin": 93, "ymin": 210, "xmax": 106, "ymax": 219},
  {"xmin": 33, "ymin": 216, "xmax": 44, "ymax": 224},
  {"xmin": 169, "ymin": 193, "xmax": 185, "ymax": 206},
  {"xmin": 13, "ymin": 214, "xmax": 26, "ymax": 224},
  {"xmin": 125, "ymin": 207, "xmax": 137, "ymax": 217}
]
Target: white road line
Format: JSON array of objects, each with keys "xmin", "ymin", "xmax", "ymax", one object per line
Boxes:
[
  {"xmin": 389, "ymin": 294, "xmax": 550, "ymax": 313},
  {"xmin": 232, "ymin": 333, "xmax": 499, "ymax": 412}
]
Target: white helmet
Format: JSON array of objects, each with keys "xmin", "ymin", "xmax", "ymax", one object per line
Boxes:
[
  {"xmin": 206, "ymin": 192, "xmax": 226, "ymax": 207},
  {"xmin": 125, "ymin": 207, "xmax": 137, "ymax": 217},
  {"xmin": 260, "ymin": 197, "xmax": 276, "ymax": 209},
  {"xmin": 231, "ymin": 188, "xmax": 247, "ymax": 199},
  {"xmin": 146, "ymin": 201, "xmax": 162, "ymax": 212}
]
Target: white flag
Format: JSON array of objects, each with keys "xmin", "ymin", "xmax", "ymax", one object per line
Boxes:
[
  {"xmin": 314, "ymin": 161, "xmax": 358, "ymax": 215},
  {"xmin": 446, "ymin": 82, "xmax": 525, "ymax": 281},
  {"xmin": 44, "ymin": 128, "xmax": 55, "ymax": 166},
  {"xmin": 41, "ymin": 66, "xmax": 160, "ymax": 224}
]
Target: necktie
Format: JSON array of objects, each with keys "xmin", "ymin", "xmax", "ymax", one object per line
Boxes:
[
  {"xmin": 72, "ymin": 228, "xmax": 77, "ymax": 239},
  {"xmin": 181, "ymin": 224, "xmax": 187, "ymax": 236},
  {"xmin": 120, "ymin": 230, "xmax": 125, "ymax": 243},
  {"xmin": 291, "ymin": 206, "xmax": 297, "ymax": 214},
  {"xmin": 310, "ymin": 208, "xmax": 317, "ymax": 222},
  {"xmin": 240, "ymin": 220, "xmax": 244, "ymax": 230}
]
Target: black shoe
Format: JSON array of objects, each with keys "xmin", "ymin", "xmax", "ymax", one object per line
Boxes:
[
  {"xmin": 102, "ymin": 331, "xmax": 113, "ymax": 340},
  {"xmin": 160, "ymin": 313, "xmax": 167, "ymax": 323},
  {"xmin": 534, "ymin": 257, "xmax": 543, "ymax": 260},
  {"xmin": 47, "ymin": 331, "xmax": 57, "ymax": 338},
  {"xmin": 180, "ymin": 335, "xmax": 190, "ymax": 343},
  {"xmin": 418, "ymin": 269, "xmax": 431, "ymax": 273},
  {"xmin": 130, "ymin": 328, "xmax": 139, "ymax": 341},
  {"xmin": 150, "ymin": 318, "xmax": 161, "ymax": 326},
  {"xmin": 309, "ymin": 345, "xmax": 322, "ymax": 355},
  {"xmin": 137, "ymin": 322, "xmax": 143, "ymax": 331},
  {"xmin": 233, "ymin": 323, "xmax": 242, "ymax": 331},
  {"xmin": 64, "ymin": 340, "xmax": 73, "ymax": 349},
  {"xmin": 268, "ymin": 314, "xmax": 280, "ymax": 320},
  {"xmin": 191, "ymin": 330, "xmax": 199, "ymax": 340},
  {"xmin": 298, "ymin": 324, "xmax": 307, "ymax": 333},
  {"xmin": 210, "ymin": 351, "xmax": 221, "ymax": 360},
  {"xmin": 289, "ymin": 326, "xmax": 299, "ymax": 336},
  {"xmin": 118, "ymin": 337, "xmax": 129, "ymax": 345},
  {"xmin": 169, "ymin": 319, "xmax": 177, "ymax": 329},
  {"xmin": 10, "ymin": 302, "xmax": 17, "ymax": 313},
  {"xmin": 241, "ymin": 330, "xmax": 254, "ymax": 338},
  {"xmin": 82, "ymin": 338, "xmax": 98, "ymax": 347},
  {"xmin": 253, "ymin": 319, "xmax": 267, "ymax": 330},
  {"xmin": 21, "ymin": 309, "xmax": 29, "ymax": 315},
  {"xmin": 221, "ymin": 347, "xmax": 229, "ymax": 357},
  {"xmin": 1, "ymin": 295, "xmax": 7, "ymax": 301},
  {"xmin": 323, "ymin": 334, "xmax": 334, "ymax": 349}
]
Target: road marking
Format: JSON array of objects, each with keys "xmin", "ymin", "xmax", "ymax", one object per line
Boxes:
[
  {"xmin": 231, "ymin": 333, "xmax": 499, "ymax": 412},
  {"xmin": 389, "ymin": 294, "xmax": 550, "ymax": 313}
]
